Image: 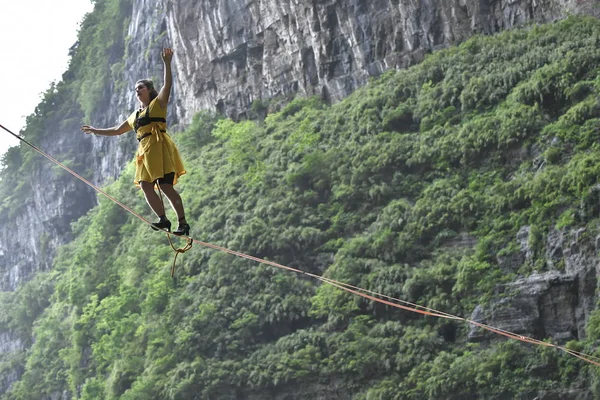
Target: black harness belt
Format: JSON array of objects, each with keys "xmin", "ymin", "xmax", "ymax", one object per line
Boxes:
[
  {"xmin": 134, "ymin": 105, "xmax": 166, "ymax": 141},
  {"xmin": 137, "ymin": 132, "xmax": 152, "ymax": 142}
]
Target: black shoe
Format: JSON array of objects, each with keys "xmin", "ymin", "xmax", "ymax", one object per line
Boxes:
[
  {"xmin": 151, "ymin": 218, "xmax": 171, "ymax": 232},
  {"xmin": 173, "ymin": 223, "xmax": 190, "ymax": 236}
]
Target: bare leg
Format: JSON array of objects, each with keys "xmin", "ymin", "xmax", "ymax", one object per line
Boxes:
[
  {"xmin": 158, "ymin": 183, "xmax": 186, "ymax": 222},
  {"xmin": 140, "ymin": 181, "xmax": 166, "ymax": 217}
]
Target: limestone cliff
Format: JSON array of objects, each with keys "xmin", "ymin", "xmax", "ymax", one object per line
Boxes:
[
  {"xmin": 167, "ymin": 0, "xmax": 599, "ymax": 123},
  {"xmin": 0, "ymin": 0, "xmax": 598, "ymax": 396}
]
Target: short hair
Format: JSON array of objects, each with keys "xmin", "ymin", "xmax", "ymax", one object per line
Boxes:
[{"xmin": 136, "ymin": 79, "xmax": 158, "ymax": 102}]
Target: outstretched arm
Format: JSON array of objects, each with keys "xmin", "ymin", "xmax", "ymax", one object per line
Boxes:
[
  {"xmin": 81, "ymin": 120, "xmax": 131, "ymax": 136},
  {"xmin": 157, "ymin": 48, "xmax": 174, "ymax": 108}
]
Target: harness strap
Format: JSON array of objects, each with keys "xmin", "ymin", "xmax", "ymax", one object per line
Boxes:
[
  {"xmin": 137, "ymin": 132, "xmax": 152, "ymax": 142},
  {"xmin": 134, "ymin": 105, "xmax": 166, "ymax": 133}
]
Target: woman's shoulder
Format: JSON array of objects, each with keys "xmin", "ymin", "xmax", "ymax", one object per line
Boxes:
[{"xmin": 149, "ymin": 97, "xmax": 167, "ymax": 116}]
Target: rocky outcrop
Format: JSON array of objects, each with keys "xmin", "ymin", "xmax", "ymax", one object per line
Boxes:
[
  {"xmin": 466, "ymin": 226, "xmax": 598, "ymax": 399},
  {"xmin": 0, "ymin": 333, "xmax": 23, "ymax": 356},
  {"xmin": 0, "ymin": 332, "xmax": 24, "ymax": 394},
  {"xmin": 469, "ymin": 272, "xmax": 580, "ymax": 342},
  {"xmin": 469, "ymin": 227, "xmax": 598, "ymax": 343}
]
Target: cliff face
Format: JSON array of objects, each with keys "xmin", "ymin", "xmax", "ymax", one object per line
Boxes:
[
  {"xmin": 2, "ymin": 0, "xmax": 596, "ymax": 292},
  {"xmin": 0, "ymin": 0, "xmax": 598, "ymax": 396},
  {"xmin": 166, "ymin": 0, "xmax": 598, "ymax": 123}
]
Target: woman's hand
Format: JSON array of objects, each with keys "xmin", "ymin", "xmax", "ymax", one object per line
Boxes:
[
  {"xmin": 161, "ymin": 48, "xmax": 174, "ymax": 64},
  {"xmin": 81, "ymin": 125, "xmax": 98, "ymax": 135},
  {"xmin": 81, "ymin": 121, "xmax": 131, "ymax": 137}
]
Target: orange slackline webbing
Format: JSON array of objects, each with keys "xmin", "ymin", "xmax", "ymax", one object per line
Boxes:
[{"xmin": 2, "ymin": 122, "xmax": 600, "ymax": 368}]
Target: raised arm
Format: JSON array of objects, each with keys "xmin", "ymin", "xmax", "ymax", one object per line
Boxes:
[
  {"xmin": 81, "ymin": 120, "xmax": 131, "ymax": 136},
  {"xmin": 157, "ymin": 48, "xmax": 173, "ymax": 108}
]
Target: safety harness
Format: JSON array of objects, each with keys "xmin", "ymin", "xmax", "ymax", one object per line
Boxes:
[{"xmin": 134, "ymin": 104, "xmax": 166, "ymax": 141}]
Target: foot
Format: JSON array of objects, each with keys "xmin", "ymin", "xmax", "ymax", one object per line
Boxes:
[
  {"xmin": 151, "ymin": 218, "xmax": 171, "ymax": 232},
  {"xmin": 173, "ymin": 223, "xmax": 190, "ymax": 236}
]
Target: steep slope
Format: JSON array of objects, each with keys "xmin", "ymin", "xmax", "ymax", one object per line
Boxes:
[{"xmin": 2, "ymin": 16, "xmax": 600, "ymax": 400}]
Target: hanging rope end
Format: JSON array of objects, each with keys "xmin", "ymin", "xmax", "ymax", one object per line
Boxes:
[{"xmin": 168, "ymin": 235, "xmax": 193, "ymax": 278}]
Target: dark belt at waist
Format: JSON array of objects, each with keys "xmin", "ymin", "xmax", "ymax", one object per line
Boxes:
[{"xmin": 137, "ymin": 132, "xmax": 152, "ymax": 142}]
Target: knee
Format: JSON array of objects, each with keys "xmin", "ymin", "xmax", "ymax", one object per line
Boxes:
[
  {"xmin": 160, "ymin": 185, "xmax": 181, "ymax": 202},
  {"xmin": 159, "ymin": 184, "xmax": 175, "ymax": 195},
  {"xmin": 140, "ymin": 182, "xmax": 155, "ymax": 195}
]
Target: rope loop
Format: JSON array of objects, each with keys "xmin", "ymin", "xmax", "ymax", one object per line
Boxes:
[{"xmin": 166, "ymin": 235, "xmax": 193, "ymax": 277}]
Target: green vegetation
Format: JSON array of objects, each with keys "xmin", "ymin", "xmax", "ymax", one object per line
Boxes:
[
  {"xmin": 0, "ymin": 0, "xmax": 133, "ymax": 217},
  {"xmin": 2, "ymin": 7, "xmax": 600, "ymax": 400}
]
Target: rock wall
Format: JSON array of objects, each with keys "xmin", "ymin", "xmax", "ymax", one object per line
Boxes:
[
  {"xmin": 469, "ymin": 227, "xmax": 598, "ymax": 344},
  {"xmin": 0, "ymin": 0, "xmax": 598, "ymax": 396},
  {"xmin": 166, "ymin": 0, "xmax": 599, "ymax": 123}
]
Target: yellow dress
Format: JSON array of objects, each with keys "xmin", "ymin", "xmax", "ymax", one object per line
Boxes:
[{"xmin": 127, "ymin": 98, "xmax": 186, "ymax": 186}]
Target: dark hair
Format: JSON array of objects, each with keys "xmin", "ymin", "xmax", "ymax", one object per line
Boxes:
[{"xmin": 136, "ymin": 79, "xmax": 158, "ymax": 102}]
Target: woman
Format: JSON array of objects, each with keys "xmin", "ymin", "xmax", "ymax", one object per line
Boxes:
[{"xmin": 81, "ymin": 48, "xmax": 189, "ymax": 236}]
